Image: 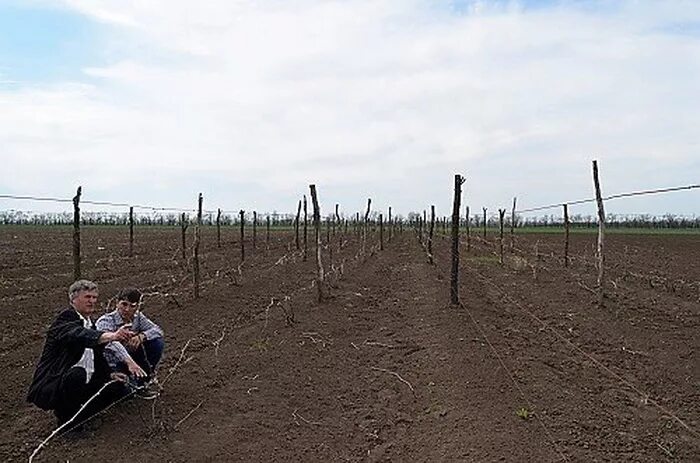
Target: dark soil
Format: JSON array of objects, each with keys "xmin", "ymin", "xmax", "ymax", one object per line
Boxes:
[{"xmin": 1, "ymin": 225, "xmax": 698, "ymax": 462}]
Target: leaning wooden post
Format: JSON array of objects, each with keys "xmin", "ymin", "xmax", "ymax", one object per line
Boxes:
[
  {"xmin": 428, "ymin": 205, "xmax": 435, "ymax": 264},
  {"xmin": 592, "ymin": 160, "xmax": 606, "ymax": 306},
  {"xmin": 363, "ymin": 198, "xmax": 371, "ymax": 257},
  {"xmin": 333, "ymin": 204, "xmax": 340, "ymax": 238},
  {"xmin": 72, "ymin": 186, "xmax": 82, "ymax": 280},
  {"xmin": 193, "ymin": 193, "xmax": 203, "ymax": 299},
  {"xmin": 451, "ymin": 175, "xmax": 465, "ymax": 305},
  {"xmin": 180, "ymin": 212, "xmax": 188, "ymax": 260},
  {"xmin": 295, "ymin": 199, "xmax": 301, "ymax": 250},
  {"xmin": 303, "ymin": 196, "xmax": 308, "ymax": 261},
  {"xmin": 128, "ymin": 206, "xmax": 134, "ymax": 257},
  {"xmin": 239, "ymin": 210, "xmax": 245, "ymax": 262},
  {"xmin": 216, "ymin": 208, "xmax": 222, "ymax": 248},
  {"xmin": 379, "ymin": 213, "xmax": 384, "ymax": 251},
  {"xmin": 510, "ymin": 197, "xmax": 517, "ymax": 252},
  {"xmin": 309, "ymin": 184, "xmax": 324, "ymax": 302},
  {"xmin": 482, "ymin": 207, "xmax": 487, "ymax": 239},
  {"xmin": 498, "ymin": 208, "xmax": 506, "ymax": 265},
  {"xmin": 563, "ymin": 204, "xmax": 570, "ymax": 267},
  {"xmin": 253, "ymin": 212, "xmax": 260, "ymax": 247},
  {"xmin": 465, "ymin": 205, "xmax": 471, "ymax": 252}
]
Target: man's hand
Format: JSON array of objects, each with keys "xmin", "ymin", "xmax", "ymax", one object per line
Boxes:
[
  {"xmin": 126, "ymin": 359, "xmax": 147, "ymax": 379},
  {"xmin": 126, "ymin": 333, "xmax": 145, "ymax": 351},
  {"xmin": 99, "ymin": 324, "xmax": 135, "ymax": 344},
  {"xmin": 110, "ymin": 372, "xmax": 129, "ymax": 382}
]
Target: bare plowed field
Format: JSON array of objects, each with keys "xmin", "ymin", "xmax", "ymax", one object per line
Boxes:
[{"xmin": 1, "ymin": 226, "xmax": 698, "ymax": 462}]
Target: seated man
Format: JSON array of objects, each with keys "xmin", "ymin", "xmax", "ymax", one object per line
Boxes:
[
  {"xmin": 27, "ymin": 280, "xmax": 134, "ymax": 426},
  {"xmin": 96, "ymin": 287, "xmax": 164, "ymax": 389}
]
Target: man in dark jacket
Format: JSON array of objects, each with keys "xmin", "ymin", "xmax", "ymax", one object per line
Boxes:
[{"xmin": 27, "ymin": 280, "xmax": 135, "ymax": 426}]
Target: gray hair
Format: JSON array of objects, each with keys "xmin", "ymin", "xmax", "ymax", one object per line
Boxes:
[{"xmin": 68, "ymin": 279, "xmax": 98, "ymax": 301}]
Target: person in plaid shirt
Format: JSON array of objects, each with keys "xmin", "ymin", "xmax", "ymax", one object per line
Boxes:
[{"xmin": 96, "ymin": 287, "xmax": 164, "ymax": 385}]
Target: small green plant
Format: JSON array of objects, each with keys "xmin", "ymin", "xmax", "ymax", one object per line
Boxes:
[
  {"xmin": 516, "ymin": 407, "xmax": 532, "ymax": 420},
  {"xmin": 251, "ymin": 338, "xmax": 270, "ymax": 352}
]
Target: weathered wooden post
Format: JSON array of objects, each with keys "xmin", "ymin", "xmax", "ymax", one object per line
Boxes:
[
  {"xmin": 326, "ymin": 216, "xmax": 330, "ymax": 243},
  {"xmin": 216, "ymin": 208, "xmax": 222, "ymax": 248},
  {"xmin": 180, "ymin": 212, "xmax": 188, "ymax": 260},
  {"xmin": 72, "ymin": 186, "xmax": 81, "ymax": 280},
  {"xmin": 428, "ymin": 205, "xmax": 435, "ymax": 264},
  {"xmin": 193, "ymin": 193, "xmax": 203, "ymax": 298},
  {"xmin": 253, "ymin": 211, "xmax": 257, "ymax": 249},
  {"xmin": 128, "ymin": 206, "xmax": 134, "ymax": 257},
  {"xmin": 334, "ymin": 204, "xmax": 339, "ymax": 237},
  {"xmin": 266, "ymin": 215, "xmax": 270, "ymax": 245},
  {"xmin": 451, "ymin": 175, "xmax": 465, "ymax": 305},
  {"xmin": 379, "ymin": 213, "xmax": 384, "ymax": 251},
  {"xmin": 592, "ymin": 160, "xmax": 605, "ymax": 306},
  {"xmin": 563, "ymin": 204, "xmax": 570, "ymax": 267},
  {"xmin": 363, "ymin": 198, "xmax": 371, "ymax": 257},
  {"xmin": 239, "ymin": 210, "xmax": 245, "ymax": 262},
  {"xmin": 465, "ymin": 205, "xmax": 471, "ymax": 252},
  {"xmin": 309, "ymin": 184, "xmax": 324, "ymax": 302},
  {"xmin": 482, "ymin": 207, "xmax": 487, "ymax": 239},
  {"xmin": 295, "ymin": 199, "xmax": 301, "ymax": 250},
  {"xmin": 499, "ymin": 208, "xmax": 506, "ymax": 265},
  {"xmin": 303, "ymin": 196, "xmax": 308, "ymax": 261},
  {"xmin": 388, "ymin": 206, "xmax": 393, "ymax": 241},
  {"xmin": 510, "ymin": 197, "xmax": 517, "ymax": 252}
]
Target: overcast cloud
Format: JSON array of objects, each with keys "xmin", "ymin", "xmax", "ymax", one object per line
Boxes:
[{"xmin": 1, "ymin": 0, "xmax": 698, "ymax": 218}]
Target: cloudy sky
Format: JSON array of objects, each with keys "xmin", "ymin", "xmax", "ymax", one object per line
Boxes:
[{"xmin": 1, "ymin": 0, "xmax": 698, "ymax": 219}]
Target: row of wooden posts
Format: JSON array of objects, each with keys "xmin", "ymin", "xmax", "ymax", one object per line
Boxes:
[
  {"xmin": 414, "ymin": 161, "xmax": 607, "ymax": 307},
  {"xmin": 70, "ymin": 160, "xmax": 606, "ymax": 306},
  {"xmin": 69, "ymin": 185, "xmax": 404, "ymax": 301}
]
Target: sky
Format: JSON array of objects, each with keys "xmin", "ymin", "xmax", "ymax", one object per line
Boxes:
[{"xmin": 0, "ymin": 0, "xmax": 698, "ymax": 219}]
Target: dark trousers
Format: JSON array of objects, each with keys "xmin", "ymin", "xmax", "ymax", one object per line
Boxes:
[
  {"xmin": 118, "ymin": 337, "xmax": 165, "ymax": 378},
  {"xmin": 53, "ymin": 367, "xmax": 126, "ymax": 426}
]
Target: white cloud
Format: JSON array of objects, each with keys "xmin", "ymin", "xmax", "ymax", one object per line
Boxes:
[{"xmin": 1, "ymin": 1, "xmax": 699, "ymax": 216}]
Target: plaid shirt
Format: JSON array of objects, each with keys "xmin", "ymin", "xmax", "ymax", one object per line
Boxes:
[{"xmin": 96, "ymin": 309, "xmax": 164, "ymax": 367}]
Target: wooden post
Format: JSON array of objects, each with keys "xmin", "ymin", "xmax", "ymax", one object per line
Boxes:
[
  {"xmin": 326, "ymin": 216, "xmax": 330, "ymax": 243},
  {"xmin": 253, "ymin": 211, "xmax": 257, "ymax": 249},
  {"xmin": 303, "ymin": 196, "xmax": 308, "ymax": 261},
  {"xmin": 266, "ymin": 215, "xmax": 270, "ymax": 245},
  {"xmin": 423, "ymin": 210, "xmax": 427, "ymax": 242},
  {"xmin": 592, "ymin": 160, "xmax": 605, "ymax": 306},
  {"xmin": 333, "ymin": 204, "xmax": 340, "ymax": 238},
  {"xmin": 379, "ymin": 213, "xmax": 384, "ymax": 251},
  {"xmin": 388, "ymin": 206, "xmax": 392, "ymax": 241},
  {"xmin": 239, "ymin": 210, "xmax": 245, "ymax": 262},
  {"xmin": 428, "ymin": 205, "xmax": 435, "ymax": 264},
  {"xmin": 193, "ymin": 193, "xmax": 203, "ymax": 298},
  {"xmin": 216, "ymin": 208, "xmax": 221, "ymax": 248},
  {"xmin": 563, "ymin": 204, "xmax": 570, "ymax": 267},
  {"xmin": 295, "ymin": 199, "xmax": 301, "ymax": 250},
  {"xmin": 510, "ymin": 197, "xmax": 517, "ymax": 252},
  {"xmin": 128, "ymin": 206, "xmax": 134, "ymax": 257},
  {"xmin": 72, "ymin": 186, "xmax": 81, "ymax": 280},
  {"xmin": 363, "ymin": 198, "xmax": 371, "ymax": 257},
  {"xmin": 451, "ymin": 175, "xmax": 465, "ymax": 305},
  {"xmin": 418, "ymin": 215, "xmax": 423, "ymax": 244},
  {"xmin": 465, "ymin": 205, "xmax": 471, "ymax": 252},
  {"xmin": 309, "ymin": 184, "xmax": 324, "ymax": 302},
  {"xmin": 180, "ymin": 212, "xmax": 188, "ymax": 260},
  {"xmin": 482, "ymin": 207, "xmax": 487, "ymax": 239},
  {"xmin": 499, "ymin": 208, "xmax": 506, "ymax": 265}
]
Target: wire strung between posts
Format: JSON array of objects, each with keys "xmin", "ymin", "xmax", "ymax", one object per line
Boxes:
[
  {"xmin": 0, "ymin": 193, "xmax": 230, "ymax": 214},
  {"xmin": 430, "ymin": 248, "xmax": 569, "ymax": 461},
  {"xmin": 515, "ymin": 184, "xmax": 700, "ymax": 214},
  {"xmin": 466, "ymin": 266, "xmax": 700, "ymax": 440}
]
